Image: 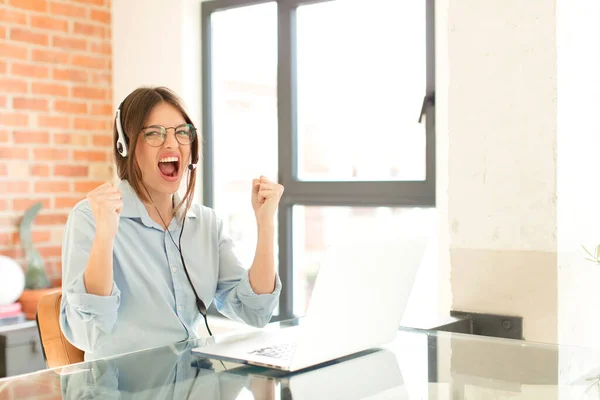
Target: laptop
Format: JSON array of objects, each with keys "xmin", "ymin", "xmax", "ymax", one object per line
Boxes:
[{"xmin": 193, "ymin": 233, "xmax": 428, "ymax": 372}]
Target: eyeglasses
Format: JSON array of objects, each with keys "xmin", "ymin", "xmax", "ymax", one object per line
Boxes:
[{"xmin": 141, "ymin": 124, "xmax": 197, "ymax": 147}]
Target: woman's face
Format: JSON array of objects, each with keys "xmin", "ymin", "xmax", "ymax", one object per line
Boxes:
[{"xmin": 135, "ymin": 102, "xmax": 192, "ymax": 196}]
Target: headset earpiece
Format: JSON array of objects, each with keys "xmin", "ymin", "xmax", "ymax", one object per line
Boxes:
[{"xmin": 115, "ymin": 107, "xmax": 128, "ymax": 158}]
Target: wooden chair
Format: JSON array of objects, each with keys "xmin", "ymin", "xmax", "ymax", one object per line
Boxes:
[{"xmin": 36, "ymin": 292, "xmax": 84, "ymax": 368}]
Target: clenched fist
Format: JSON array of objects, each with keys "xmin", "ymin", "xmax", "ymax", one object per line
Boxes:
[
  {"xmin": 251, "ymin": 176, "xmax": 284, "ymax": 226},
  {"xmin": 87, "ymin": 182, "xmax": 123, "ymax": 239}
]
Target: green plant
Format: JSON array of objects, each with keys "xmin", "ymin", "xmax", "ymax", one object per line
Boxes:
[
  {"xmin": 582, "ymin": 245, "xmax": 600, "ymax": 265},
  {"xmin": 585, "ymin": 373, "xmax": 600, "ymax": 395},
  {"xmin": 19, "ymin": 202, "xmax": 50, "ymax": 290}
]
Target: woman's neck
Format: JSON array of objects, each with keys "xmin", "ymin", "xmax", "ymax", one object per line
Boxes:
[{"xmin": 143, "ymin": 190, "xmax": 174, "ymax": 229}]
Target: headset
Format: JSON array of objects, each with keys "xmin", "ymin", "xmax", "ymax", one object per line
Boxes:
[
  {"xmin": 114, "ymin": 103, "xmax": 211, "ymax": 335},
  {"xmin": 115, "ymin": 106, "xmax": 128, "ymax": 158}
]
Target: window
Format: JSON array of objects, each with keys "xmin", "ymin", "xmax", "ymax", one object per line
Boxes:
[
  {"xmin": 296, "ymin": 1, "xmax": 427, "ymax": 182},
  {"xmin": 208, "ymin": 3, "xmax": 278, "ymax": 269},
  {"xmin": 202, "ymin": 0, "xmax": 435, "ymax": 320}
]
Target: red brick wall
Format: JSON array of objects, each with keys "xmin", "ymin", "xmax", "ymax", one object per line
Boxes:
[{"xmin": 0, "ymin": 0, "xmax": 113, "ymax": 283}]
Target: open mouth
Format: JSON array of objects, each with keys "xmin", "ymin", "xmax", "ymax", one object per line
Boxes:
[{"xmin": 158, "ymin": 156, "xmax": 180, "ymax": 178}]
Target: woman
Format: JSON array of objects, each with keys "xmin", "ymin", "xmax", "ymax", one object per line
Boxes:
[{"xmin": 60, "ymin": 86, "xmax": 283, "ymax": 361}]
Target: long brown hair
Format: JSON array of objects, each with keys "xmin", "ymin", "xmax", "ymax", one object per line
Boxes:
[{"xmin": 113, "ymin": 86, "xmax": 199, "ymax": 217}]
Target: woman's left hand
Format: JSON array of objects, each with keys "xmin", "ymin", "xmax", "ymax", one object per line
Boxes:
[{"xmin": 251, "ymin": 176, "xmax": 284, "ymax": 226}]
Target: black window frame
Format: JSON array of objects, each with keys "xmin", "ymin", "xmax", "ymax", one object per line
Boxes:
[{"xmin": 201, "ymin": 0, "xmax": 435, "ymax": 321}]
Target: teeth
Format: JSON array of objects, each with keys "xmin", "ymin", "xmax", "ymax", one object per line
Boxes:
[{"xmin": 159, "ymin": 157, "xmax": 178, "ymax": 163}]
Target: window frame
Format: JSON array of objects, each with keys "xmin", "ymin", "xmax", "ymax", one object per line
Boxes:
[{"xmin": 201, "ymin": 0, "xmax": 435, "ymax": 321}]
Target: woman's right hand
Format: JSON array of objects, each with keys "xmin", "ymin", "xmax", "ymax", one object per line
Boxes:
[{"xmin": 87, "ymin": 182, "xmax": 123, "ymax": 239}]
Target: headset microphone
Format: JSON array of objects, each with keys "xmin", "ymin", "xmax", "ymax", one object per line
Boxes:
[{"xmin": 188, "ymin": 164, "xmax": 198, "ymax": 170}]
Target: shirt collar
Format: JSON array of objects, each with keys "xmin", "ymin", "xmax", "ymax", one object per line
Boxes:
[{"xmin": 118, "ymin": 180, "xmax": 196, "ymax": 227}]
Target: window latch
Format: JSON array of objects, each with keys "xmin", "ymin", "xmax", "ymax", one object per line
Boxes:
[{"xmin": 418, "ymin": 94, "xmax": 435, "ymax": 123}]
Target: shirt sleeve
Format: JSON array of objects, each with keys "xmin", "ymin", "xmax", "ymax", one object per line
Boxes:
[
  {"xmin": 59, "ymin": 207, "xmax": 121, "ymax": 353},
  {"xmin": 213, "ymin": 218, "xmax": 281, "ymax": 327}
]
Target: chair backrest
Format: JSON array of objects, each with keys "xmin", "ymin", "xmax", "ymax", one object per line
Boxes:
[{"xmin": 36, "ymin": 292, "xmax": 84, "ymax": 368}]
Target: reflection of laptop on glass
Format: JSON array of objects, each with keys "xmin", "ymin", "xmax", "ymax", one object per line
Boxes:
[
  {"xmin": 193, "ymin": 234, "xmax": 428, "ymax": 372},
  {"xmin": 284, "ymin": 349, "xmax": 409, "ymax": 400},
  {"xmin": 228, "ymin": 348, "xmax": 409, "ymax": 399}
]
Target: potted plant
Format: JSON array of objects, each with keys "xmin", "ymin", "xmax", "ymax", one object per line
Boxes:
[{"xmin": 17, "ymin": 202, "xmax": 60, "ymax": 319}]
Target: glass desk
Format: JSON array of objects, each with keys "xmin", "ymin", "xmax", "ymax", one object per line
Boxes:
[{"xmin": 1, "ymin": 319, "xmax": 600, "ymax": 399}]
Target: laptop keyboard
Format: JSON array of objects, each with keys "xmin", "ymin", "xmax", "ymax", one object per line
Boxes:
[{"xmin": 248, "ymin": 343, "xmax": 296, "ymax": 360}]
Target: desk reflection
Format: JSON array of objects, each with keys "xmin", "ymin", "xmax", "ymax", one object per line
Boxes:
[
  {"xmin": 59, "ymin": 340, "xmax": 253, "ymax": 399},
  {"xmin": 59, "ymin": 340, "xmax": 406, "ymax": 399}
]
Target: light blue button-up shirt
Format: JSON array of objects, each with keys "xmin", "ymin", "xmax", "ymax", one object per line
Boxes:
[{"xmin": 60, "ymin": 180, "xmax": 281, "ymax": 361}]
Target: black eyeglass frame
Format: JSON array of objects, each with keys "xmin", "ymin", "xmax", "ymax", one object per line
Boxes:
[{"xmin": 141, "ymin": 123, "xmax": 197, "ymax": 147}]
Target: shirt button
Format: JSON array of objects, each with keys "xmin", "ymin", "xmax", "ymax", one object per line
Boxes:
[
  {"xmin": 177, "ymin": 305, "xmax": 182, "ymax": 311},
  {"xmin": 172, "ymin": 267, "xmax": 177, "ymax": 273}
]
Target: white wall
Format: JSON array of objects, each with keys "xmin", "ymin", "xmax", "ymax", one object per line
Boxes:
[
  {"xmin": 556, "ymin": 0, "xmax": 600, "ymax": 390},
  {"xmin": 438, "ymin": 0, "xmax": 558, "ymax": 343},
  {"xmin": 112, "ymin": 0, "xmax": 185, "ymax": 105},
  {"xmin": 438, "ymin": 1, "xmax": 600, "ymax": 380},
  {"xmin": 111, "ymin": 0, "xmax": 202, "ymax": 131},
  {"xmin": 180, "ymin": 0, "xmax": 202, "ymax": 127},
  {"xmin": 557, "ymin": 0, "xmax": 600, "ymax": 349}
]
